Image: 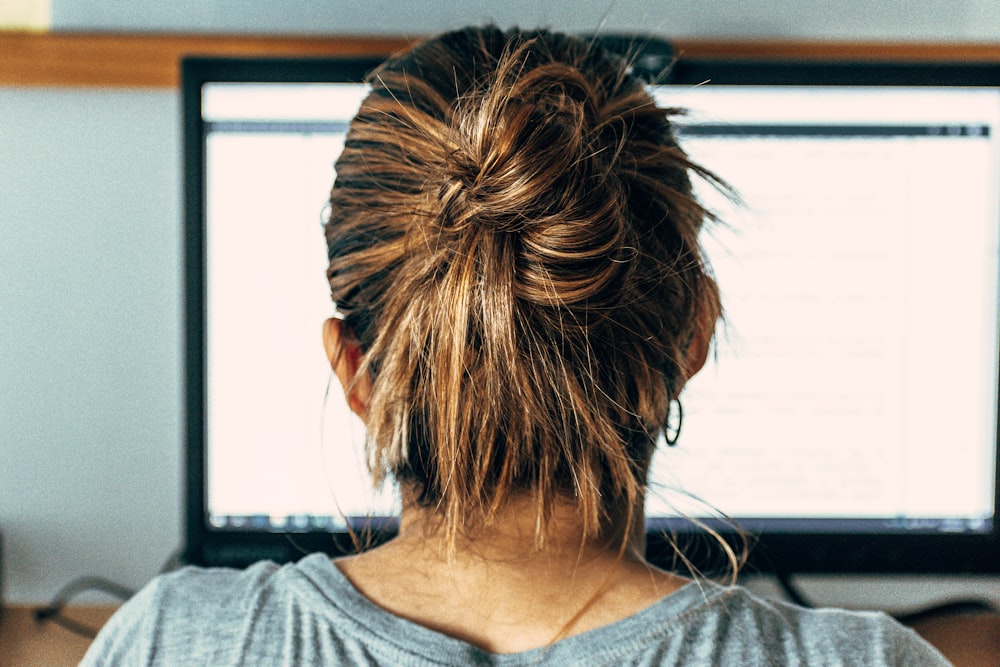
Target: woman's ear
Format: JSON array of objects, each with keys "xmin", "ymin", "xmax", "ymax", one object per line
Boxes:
[
  {"xmin": 322, "ymin": 318, "xmax": 373, "ymax": 420},
  {"xmin": 685, "ymin": 321, "xmax": 712, "ymax": 381},
  {"xmin": 677, "ymin": 308, "xmax": 717, "ymax": 397}
]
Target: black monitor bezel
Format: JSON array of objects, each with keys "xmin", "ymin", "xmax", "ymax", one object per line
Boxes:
[{"xmin": 182, "ymin": 54, "xmax": 1000, "ymax": 574}]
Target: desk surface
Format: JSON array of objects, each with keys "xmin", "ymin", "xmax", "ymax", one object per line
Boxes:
[{"xmin": 0, "ymin": 605, "xmax": 117, "ymax": 667}]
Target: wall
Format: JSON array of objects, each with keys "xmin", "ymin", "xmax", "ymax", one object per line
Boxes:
[
  {"xmin": 2, "ymin": 1, "xmax": 1000, "ymax": 608},
  {"xmin": 1, "ymin": 88, "xmax": 181, "ymax": 604},
  {"xmin": 48, "ymin": 0, "xmax": 1000, "ymax": 42}
]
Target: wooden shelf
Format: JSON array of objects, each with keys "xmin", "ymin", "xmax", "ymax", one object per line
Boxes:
[
  {"xmin": 0, "ymin": 32, "xmax": 414, "ymax": 88},
  {"xmin": 2, "ymin": 32, "xmax": 999, "ymax": 89},
  {"xmin": 671, "ymin": 39, "xmax": 1000, "ymax": 63}
]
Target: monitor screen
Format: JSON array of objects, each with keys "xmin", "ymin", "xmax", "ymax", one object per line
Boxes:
[{"xmin": 183, "ymin": 55, "xmax": 1000, "ymax": 573}]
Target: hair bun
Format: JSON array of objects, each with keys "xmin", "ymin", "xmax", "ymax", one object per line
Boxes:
[
  {"xmin": 431, "ymin": 62, "xmax": 636, "ymax": 309},
  {"xmin": 440, "ymin": 84, "xmax": 584, "ymax": 223}
]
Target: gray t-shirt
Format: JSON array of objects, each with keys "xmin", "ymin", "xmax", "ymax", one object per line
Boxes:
[{"xmin": 82, "ymin": 552, "xmax": 949, "ymax": 666}]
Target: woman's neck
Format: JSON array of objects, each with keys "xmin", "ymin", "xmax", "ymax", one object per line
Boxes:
[
  {"xmin": 394, "ymin": 492, "xmax": 646, "ymax": 562},
  {"xmin": 334, "ymin": 494, "xmax": 687, "ymax": 653}
]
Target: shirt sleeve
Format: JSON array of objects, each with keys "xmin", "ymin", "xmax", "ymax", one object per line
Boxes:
[
  {"xmin": 80, "ymin": 561, "xmax": 283, "ymax": 666},
  {"xmin": 80, "ymin": 578, "xmax": 163, "ymax": 666},
  {"xmin": 887, "ymin": 622, "xmax": 954, "ymax": 667}
]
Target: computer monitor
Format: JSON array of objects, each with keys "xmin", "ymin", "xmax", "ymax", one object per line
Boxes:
[{"xmin": 182, "ymin": 52, "xmax": 1000, "ymax": 574}]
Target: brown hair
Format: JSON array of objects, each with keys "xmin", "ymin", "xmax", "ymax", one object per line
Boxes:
[{"xmin": 325, "ymin": 26, "xmax": 721, "ymax": 551}]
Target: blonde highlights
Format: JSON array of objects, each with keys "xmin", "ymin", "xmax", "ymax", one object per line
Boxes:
[{"xmin": 325, "ymin": 27, "xmax": 721, "ymax": 550}]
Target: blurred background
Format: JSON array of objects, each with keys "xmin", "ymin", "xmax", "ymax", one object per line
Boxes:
[{"xmin": 1, "ymin": 0, "xmax": 999, "ymax": 612}]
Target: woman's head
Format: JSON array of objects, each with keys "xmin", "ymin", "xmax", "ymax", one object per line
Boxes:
[{"xmin": 325, "ymin": 26, "xmax": 720, "ymax": 548}]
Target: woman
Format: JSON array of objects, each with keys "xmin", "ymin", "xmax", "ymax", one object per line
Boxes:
[{"xmin": 84, "ymin": 26, "xmax": 950, "ymax": 665}]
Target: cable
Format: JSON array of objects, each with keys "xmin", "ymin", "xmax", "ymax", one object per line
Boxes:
[
  {"xmin": 36, "ymin": 545, "xmax": 188, "ymax": 639},
  {"xmin": 774, "ymin": 570, "xmax": 999, "ymax": 629},
  {"xmin": 894, "ymin": 598, "xmax": 1000, "ymax": 626},
  {"xmin": 775, "ymin": 571, "xmax": 814, "ymax": 608},
  {"xmin": 34, "ymin": 576, "xmax": 137, "ymax": 639}
]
